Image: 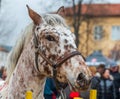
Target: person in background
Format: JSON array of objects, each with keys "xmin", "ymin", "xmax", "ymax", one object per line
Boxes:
[
  {"xmin": 96, "ymin": 64, "xmax": 105, "ymax": 77},
  {"xmin": 2, "ymin": 68, "xmax": 7, "ymax": 80},
  {"xmin": 89, "ymin": 66, "xmax": 97, "ymax": 76},
  {"xmin": 44, "ymin": 78, "xmax": 58, "ymax": 99},
  {"xmin": 0, "ymin": 67, "xmax": 3, "ymax": 78},
  {"xmin": 90, "ymin": 64, "xmax": 105, "ymax": 89},
  {"xmin": 96, "ymin": 68, "xmax": 116, "ymax": 99},
  {"xmin": 110, "ymin": 65, "xmax": 120, "ymax": 99},
  {"xmin": 0, "ymin": 66, "xmax": 7, "ymax": 80},
  {"xmin": 0, "ymin": 66, "xmax": 4, "ymax": 78},
  {"xmin": 0, "ymin": 66, "xmax": 6, "ymax": 87}
]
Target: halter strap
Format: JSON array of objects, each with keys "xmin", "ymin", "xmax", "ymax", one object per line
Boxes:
[
  {"xmin": 33, "ymin": 31, "xmax": 85, "ymax": 91},
  {"xmin": 33, "ymin": 31, "xmax": 84, "ymax": 71},
  {"xmin": 37, "ymin": 49, "xmax": 82, "ymax": 68}
]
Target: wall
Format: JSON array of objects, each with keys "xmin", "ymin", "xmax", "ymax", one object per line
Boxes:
[{"xmin": 66, "ymin": 16, "xmax": 120, "ymax": 58}]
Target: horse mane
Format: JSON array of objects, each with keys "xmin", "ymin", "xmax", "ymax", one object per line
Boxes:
[
  {"xmin": 5, "ymin": 14, "xmax": 67, "ymax": 82},
  {"xmin": 5, "ymin": 23, "xmax": 34, "ymax": 82}
]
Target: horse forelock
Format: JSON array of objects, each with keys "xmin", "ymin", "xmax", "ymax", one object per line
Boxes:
[{"xmin": 42, "ymin": 14, "xmax": 67, "ymax": 27}]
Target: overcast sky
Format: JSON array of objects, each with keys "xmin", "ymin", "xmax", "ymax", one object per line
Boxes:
[
  {"xmin": 0, "ymin": 0, "xmax": 120, "ymax": 46},
  {"xmin": 84, "ymin": 0, "xmax": 120, "ymax": 3}
]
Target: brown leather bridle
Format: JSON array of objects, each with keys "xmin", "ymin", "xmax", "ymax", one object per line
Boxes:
[
  {"xmin": 33, "ymin": 32, "xmax": 84, "ymax": 72},
  {"xmin": 33, "ymin": 31, "xmax": 85, "ymax": 91}
]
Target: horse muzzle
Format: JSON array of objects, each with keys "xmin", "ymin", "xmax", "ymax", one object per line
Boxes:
[{"xmin": 74, "ymin": 73, "xmax": 91, "ymax": 91}]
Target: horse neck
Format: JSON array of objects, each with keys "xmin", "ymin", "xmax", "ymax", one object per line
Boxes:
[{"xmin": 8, "ymin": 42, "xmax": 46, "ymax": 99}]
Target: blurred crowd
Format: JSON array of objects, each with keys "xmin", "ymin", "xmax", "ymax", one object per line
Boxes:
[
  {"xmin": 86, "ymin": 64, "xmax": 120, "ymax": 99},
  {"xmin": 0, "ymin": 64, "xmax": 119, "ymax": 99},
  {"xmin": 44, "ymin": 64, "xmax": 120, "ymax": 99}
]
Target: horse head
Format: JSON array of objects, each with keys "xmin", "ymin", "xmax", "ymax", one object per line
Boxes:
[{"xmin": 27, "ymin": 6, "xmax": 92, "ymax": 91}]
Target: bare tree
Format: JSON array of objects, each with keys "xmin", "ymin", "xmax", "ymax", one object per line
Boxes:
[
  {"xmin": 0, "ymin": 0, "xmax": 1, "ymax": 8},
  {"xmin": 70, "ymin": 0, "xmax": 109, "ymax": 56},
  {"xmin": 72, "ymin": 0, "xmax": 82, "ymax": 47},
  {"xmin": 64, "ymin": 0, "xmax": 94, "ymax": 53}
]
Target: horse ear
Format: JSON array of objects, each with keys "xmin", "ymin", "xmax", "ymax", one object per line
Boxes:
[
  {"xmin": 26, "ymin": 5, "xmax": 42, "ymax": 25},
  {"xmin": 57, "ymin": 6, "xmax": 65, "ymax": 17}
]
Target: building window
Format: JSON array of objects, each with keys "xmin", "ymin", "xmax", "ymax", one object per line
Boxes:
[
  {"xmin": 94, "ymin": 25, "xmax": 103, "ymax": 40},
  {"xmin": 111, "ymin": 26, "xmax": 120, "ymax": 40}
]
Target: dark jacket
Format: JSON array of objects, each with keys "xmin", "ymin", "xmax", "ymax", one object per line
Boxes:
[
  {"xmin": 44, "ymin": 78, "xmax": 58, "ymax": 96},
  {"xmin": 80, "ymin": 76, "xmax": 101, "ymax": 99},
  {"xmin": 111, "ymin": 71, "xmax": 120, "ymax": 99},
  {"xmin": 97, "ymin": 77, "xmax": 116, "ymax": 99}
]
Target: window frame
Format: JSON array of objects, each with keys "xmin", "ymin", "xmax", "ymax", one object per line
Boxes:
[
  {"xmin": 93, "ymin": 25, "xmax": 103, "ymax": 40},
  {"xmin": 111, "ymin": 25, "xmax": 120, "ymax": 40}
]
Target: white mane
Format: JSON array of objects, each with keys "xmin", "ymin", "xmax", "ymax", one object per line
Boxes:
[{"xmin": 6, "ymin": 23, "xmax": 34, "ymax": 82}]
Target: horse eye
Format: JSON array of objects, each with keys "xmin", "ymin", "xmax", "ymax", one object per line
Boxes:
[{"xmin": 45, "ymin": 35, "xmax": 55, "ymax": 41}]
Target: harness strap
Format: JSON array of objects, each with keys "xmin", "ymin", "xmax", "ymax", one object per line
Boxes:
[
  {"xmin": 35, "ymin": 52, "xmax": 40, "ymax": 72},
  {"xmin": 37, "ymin": 50, "xmax": 82, "ymax": 68},
  {"xmin": 55, "ymin": 51, "xmax": 82, "ymax": 67},
  {"xmin": 34, "ymin": 32, "xmax": 41, "ymax": 72}
]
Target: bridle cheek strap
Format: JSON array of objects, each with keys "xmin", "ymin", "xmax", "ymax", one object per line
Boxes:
[{"xmin": 33, "ymin": 31, "xmax": 85, "ymax": 90}]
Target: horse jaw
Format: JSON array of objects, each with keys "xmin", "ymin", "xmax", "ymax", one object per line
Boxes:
[{"xmin": 57, "ymin": 55, "xmax": 92, "ymax": 91}]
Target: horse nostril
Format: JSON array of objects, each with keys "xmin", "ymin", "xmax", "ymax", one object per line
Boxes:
[{"xmin": 77, "ymin": 73, "xmax": 85, "ymax": 81}]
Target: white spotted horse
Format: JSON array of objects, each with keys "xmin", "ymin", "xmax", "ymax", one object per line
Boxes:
[{"xmin": 0, "ymin": 5, "xmax": 92, "ymax": 99}]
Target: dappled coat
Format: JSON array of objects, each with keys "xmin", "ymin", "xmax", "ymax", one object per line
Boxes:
[{"xmin": 97, "ymin": 77, "xmax": 116, "ymax": 99}]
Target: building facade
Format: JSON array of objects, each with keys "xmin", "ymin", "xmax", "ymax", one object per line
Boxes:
[{"xmin": 65, "ymin": 4, "xmax": 120, "ymax": 64}]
